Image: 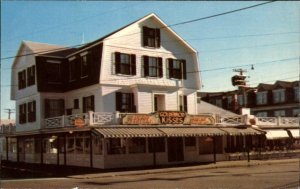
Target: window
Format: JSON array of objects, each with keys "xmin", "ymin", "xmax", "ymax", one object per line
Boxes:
[
  {"xmin": 143, "ymin": 27, "xmax": 160, "ymax": 48},
  {"xmin": 73, "ymin": 99, "xmax": 79, "ymax": 109},
  {"xmin": 27, "ymin": 66, "xmax": 35, "ymax": 86},
  {"xmin": 27, "ymin": 101, "xmax": 36, "ymax": 122},
  {"xmin": 294, "ymin": 87, "xmax": 300, "ymax": 102},
  {"xmin": 293, "ymin": 109, "xmax": 300, "ymax": 117},
  {"xmin": 69, "ymin": 59, "xmax": 77, "ymax": 81},
  {"xmin": 143, "ymin": 56, "xmax": 163, "ymax": 77},
  {"xmin": 274, "ymin": 110, "xmax": 285, "ymax": 117},
  {"xmin": 44, "ymin": 99, "xmax": 65, "ymax": 118},
  {"xmin": 167, "ymin": 59, "xmax": 186, "ymax": 79},
  {"xmin": 80, "ymin": 55, "xmax": 88, "ymax": 78},
  {"xmin": 256, "ymin": 92, "xmax": 268, "ymax": 105},
  {"xmin": 216, "ymin": 99, "xmax": 223, "ymax": 107},
  {"xmin": 46, "ymin": 62, "xmax": 61, "ymax": 83},
  {"xmin": 238, "ymin": 94, "xmax": 247, "ymax": 106},
  {"xmin": 116, "ymin": 92, "xmax": 136, "ymax": 113},
  {"xmin": 256, "ymin": 112, "xmax": 268, "ymax": 117},
  {"xmin": 93, "ymin": 136, "xmax": 103, "ymax": 155},
  {"xmin": 19, "ymin": 103, "xmax": 27, "ymax": 124},
  {"xmin": 107, "ymin": 138, "xmax": 126, "ymax": 155},
  {"xmin": 179, "ymin": 95, "xmax": 187, "ymax": 112},
  {"xmin": 148, "ymin": 138, "xmax": 165, "ymax": 153},
  {"xmin": 199, "ymin": 136, "xmax": 222, "ymax": 154},
  {"xmin": 18, "ymin": 70, "xmax": 26, "ymax": 89},
  {"xmin": 128, "ymin": 138, "xmax": 146, "ymax": 153},
  {"xmin": 185, "ymin": 137, "xmax": 196, "ymax": 147},
  {"xmin": 227, "ymin": 96, "xmax": 233, "ymax": 107},
  {"xmin": 83, "ymin": 95, "xmax": 94, "ymax": 113},
  {"xmin": 273, "ymin": 89, "xmax": 285, "ymax": 103},
  {"xmin": 115, "ymin": 52, "xmax": 136, "ymax": 75}
]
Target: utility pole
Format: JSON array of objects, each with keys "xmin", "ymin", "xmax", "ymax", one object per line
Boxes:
[{"xmin": 4, "ymin": 108, "xmax": 15, "ymax": 120}]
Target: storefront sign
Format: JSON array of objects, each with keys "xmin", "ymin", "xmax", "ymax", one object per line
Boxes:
[
  {"xmin": 159, "ymin": 111, "xmax": 186, "ymax": 124},
  {"xmin": 189, "ymin": 115, "xmax": 215, "ymax": 125},
  {"xmin": 122, "ymin": 114, "xmax": 159, "ymax": 125},
  {"xmin": 74, "ymin": 118, "xmax": 85, "ymax": 127}
]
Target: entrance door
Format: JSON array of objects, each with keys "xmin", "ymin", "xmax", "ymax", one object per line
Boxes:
[
  {"xmin": 154, "ymin": 94, "xmax": 165, "ymax": 111},
  {"xmin": 167, "ymin": 137, "xmax": 184, "ymax": 162}
]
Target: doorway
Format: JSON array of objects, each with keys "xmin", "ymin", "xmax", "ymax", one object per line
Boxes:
[
  {"xmin": 167, "ymin": 137, "xmax": 184, "ymax": 162},
  {"xmin": 154, "ymin": 94, "xmax": 165, "ymax": 112}
]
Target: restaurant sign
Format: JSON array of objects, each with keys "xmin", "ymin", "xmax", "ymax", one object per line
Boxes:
[
  {"xmin": 159, "ymin": 111, "xmax": 186, "ymax": 124},
  {"xmin": 188, "ymin": 115, "xmax": 215, "ymax": 125},
  {"xmin": 122, "ymin": 114, "xmax": 159, "ymax": 125}
]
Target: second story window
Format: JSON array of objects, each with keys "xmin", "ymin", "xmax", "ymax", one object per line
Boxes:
[
  {"xmin": 27, "ymin": 101, "xmax": 36, "ymax": 122},
  {"xmin": 83, "ymin": 95, "xmax": 94, "ymax": 113},
  {"xmin": 274, "ymin": 110, "xmax": 285, "ymax": 117},
  {"xmin": 80, "ymin": 55, "xmax": 88, "ymax": 78},
  {"xmin": 116, "ymin": 92, "xmax": 136, "ymax": 113},
  {"xmin": 215, "ymin": 99, "xmax": 222, "ymax": 107},
  {"xmin": 69, "ymin": 58, "xmax": 77, "ymax": 81},
  {"xmin": 46, "ymin": 62, "xmax": 61, "ymax": 83},
  {"xmin": 256, "ymin": 92, "xmax": 268, "ymax": 105},
  {"xmin": 27, "ymin": 66, "xmax": 35, "ymax": 86},
  {"xmin": 115, "ymin": 52, "xmax": 136, "ymax": 76},
  {"xmin": 19, "ymin": 103, "xmax": 27, "ymax": 124},
  {"xmin": 143, "ymin": 56, "xmax": 163, "ymax": 77},
  {"xmin": 143, "ymin": 27, "xmax": 160, "ymax": 48},
  {"xmin": 167, "ymin": 59, "xmax": 186, "ymax": 79},
  {"xmin": 256, "ymin": 112, "xmax": 268, "ymax": 117},
  {"xmin": 273, "ymin": 89, "xmax": 285, "ymax": 103},
  {"xmin": 45, "ymin": 99, "xmax": 65, "ymax": 118},
  {"xmin": 18, "ymin": 70, "xmax": 26, "ymax": 89}
]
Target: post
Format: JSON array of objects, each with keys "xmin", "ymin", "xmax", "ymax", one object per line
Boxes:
[
  {"xmin": 64, "ymin": 134, "xmax": 67, "ymax": 165},
  {"xmin": 88, "ymin": 111, "xmax": 94, "ymax": 126},
  {"xmin": 16, "ymin": 137, "xmax": 19, "ymax": 162},
  {"xmin": 151, "ymin": 138, "xmax": 157, "ymax": 167},
  {"xmin": 40, "ymin": 136, "xmax": 43, "ymax": 164},
  {"xmin": 213, "ymin": 137, "xmax": 216, "ymax": 164},
  {"xmin": 6, "ymin": 137, "xmax": 9, "ymax": 161},
  {"xmin": 57, "ymin": 135, "xmax": 60, "ymax": 165},
  {"xmin": 90, "ymin": 132, "xmax": 93, "ymax": 168}
]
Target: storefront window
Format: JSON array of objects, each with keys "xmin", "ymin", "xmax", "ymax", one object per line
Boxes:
[
  {"xmin": 199, "ymin": 136, "xmax": 222, "ymax": 154},
  {"xmin": 25, "ymin": 139, "xmax": 34, "ymax": 154},
  {"xmin": 185, "ymin": 137, "xmax": 196, "ymax": 147},
  {"xmin": 107, "ymin": 138, "xmax": 126, "ymax": 155},
  {"xmin": 93, "ymin": 137, "xmax": 103, "ymax": 155},
  {"xmin": 8, "ymin": 138, "xmax": 17, "ymax": 153},
  {"xmin": 128, "ymin": 138, "xmax": 146, "ymax": 153}
]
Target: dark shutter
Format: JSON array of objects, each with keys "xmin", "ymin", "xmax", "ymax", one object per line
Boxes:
[
  {"xmin": 91, "ymin": 95, "xmax": 95, "ymax": 111},
  {"xmin": 33, "ymin": 101, "xmax": 36, "ymax": 121},
  {"xmin": 27, "ymin": 67, "xmax": 30, "ymax": 85},
  {"xmin": 143, "ymin": 27, "xmax": 149, "ymax": 47},
  {"xmin": 143, "ymin": 56, "xmax": 149, "ymax": 77},
  {"xmin": 286, "ymin": 88, "xmax": 294, "ymax": 103},
  {"xmin": 23, "ymin": 70, "xmax": 27, "ymax": 88},
  {"xmin": 267, "ymin": 90, "xmax": 273, "ymax": 105},
  {"xmin": 131, "ymin": 54, "xmax": 136, "ymax": 75},
  {"xmin": 18, "ymin": 72, "xmax": 22, "ymax": 89},
  {"xmin": 115, "ymin": 92, "xmax": 122, "ymax": 111},
  {"xmin": 115, "ymin": 52, "xmax": 121, "ymax": 74},
  {"xmin": 59, "ymin": 99, "xmax": 65, "ymax": 116},
  {"xmin": 158, "ymin": 57, "xmax": 163, "ymax": 77},
  {"xmin": 129, "ymin": 93, "xmax": 135, "ymax": 112},
  {"xmin": 83, "ymin": 97, "xmax": 86, "ymax": 113},
  {"xmin": 182, "ymin": 60, "xmax": 187, "ymax": 79},
  {"xmin": 184, "ymin": 95, "xmax": 188, "ymax": 112},
  {"xmin": 168, "ymin": 58, "xmax": 173, "ymax": 78},
  {"xmin": 24, "ymin": 103, "xmax": 27, "ymax": 123},
  {"xmin": 19, "ymin": 104, "xmax": 22, "ymax": 124},
  {"xmin": 45, "ymin": 99, "xmax": 50, "ymax": 118},
  {"xmin": 27, "ymin": 102, "xmax": 31, "ymax": 122},
  {"xmin": 155, "ymin": 28, "xmax": 161, "ymax": 48}
]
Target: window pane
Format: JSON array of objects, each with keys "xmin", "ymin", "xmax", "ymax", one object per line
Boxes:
[{"xmin": 128, "ymin": 138, "xmax": 146, "ymax": 153}]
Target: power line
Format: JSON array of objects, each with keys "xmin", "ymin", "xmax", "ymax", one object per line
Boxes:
[{"xmin": 1, "ymin": 1, "xmax": 278, "ymax": 61}]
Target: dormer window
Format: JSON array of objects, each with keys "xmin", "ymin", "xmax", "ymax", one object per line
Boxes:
[
  {"xmin": 18, "ymin": 70, "xmax": 26, "ymax": 89},
  {"xmin": 273, "ymin": 89, "xmax": 285, "ymax": 103},
  {"xmin": 256, "ymin": 92, "xmax": 268, "ymax": 105},
  {"xmin": 143, "ymin": 26, "xmax": 160, "ymax": 48}
]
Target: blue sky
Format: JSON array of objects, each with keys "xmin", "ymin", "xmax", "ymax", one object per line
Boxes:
[{"xmin": 1, "ymin": 1, "xmax": 299, "ymax": 119}]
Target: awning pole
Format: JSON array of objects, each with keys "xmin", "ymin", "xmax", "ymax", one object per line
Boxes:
[
  {"xmin": 16, "ymin": 137, "xmax": 19, "ymax": 163},
  {"xmin": 213, "ymin": 136, "xmax": 216, "ymax": 164},
  {"xmin": 90, "ymin": 132, "xmax": 93, "ymax": 168},
  {"xmin": 6, "ymin": 137, "xmax": 8, "ymax": 161},
  {"xmin": 40, "ymin": 136, "xmax": 43, "ymax": 164},
  {"xmin": 57, "ymin": 135, "xmax": 60, "ymax": 165},
  {"xmin": 64, "ymin": 134, "xmax": 67, "ymax": 165}
]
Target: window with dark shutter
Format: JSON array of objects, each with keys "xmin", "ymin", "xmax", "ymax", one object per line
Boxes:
[
  {"xmin": 44, "ymin": 99, "xmax": 65, "ymax": 118},
  {"xmin": 115, "ymin": 92, "xmax": 135, "ymax": 113},
  {"xmin": 143, "ymin": 26, "xmax": 161, "ymax": 48},
  {"xmin": 143, "ymin": 56, "xmax": 163, "ymax": 78},
  {"xmin": 83, "ymin": 95, "xmax": 94, "ymax": 113},
  {"xmin": 80, "ymin": 55, "xmax": 88, "ymax": 78},
  {"xmin": 27, "ymin": 66, "xmax": 35, "ymax": 86},
  {"xmin": 167, "ymin": 58, "xmax": 187, "ymax": 80},
  {"xmin": 115, "ymin": 52, "xmax": 136, "ymax": 75},
  {"xmin": 18, "ymin": 70, "xmax": 26, "ymax": 89},
  {"xmin": 28, "ymin": 101, "xmax": 36, "ymax": 122},
  {"xmin": 19, "ymin": 103, "xmax": 27, "ymax": 124},
  {"xmin": 73, "ymin": 99, "xmax": 79, "ymax": 109}
]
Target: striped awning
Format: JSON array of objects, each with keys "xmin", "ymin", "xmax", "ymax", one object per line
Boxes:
[
  {"xmin": 288, "ymin": 129, "xmax": 300, "ymax": 139},
  {"xmin": 265, "ymin": 129, "xmax": 290, "ymax": 140},
  {"xmin": 220, "ymin": 127, "xmax": 265, "ymax": 136},
  {"xmin": 158, "ymin": 127, "xmax": 226, "ymax": 137},
  {"xmin": 94, "ymin": 127, "xmax": 165, "ymax": 138}
]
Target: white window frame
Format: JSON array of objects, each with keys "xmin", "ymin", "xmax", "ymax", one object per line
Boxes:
[
  {"xmin": 256, "ymin": 92, "xmax": 268, "ymax": 105},
  {"xmin": 273, "ymin": 89, "xmax": 285, "ymax": 103}
]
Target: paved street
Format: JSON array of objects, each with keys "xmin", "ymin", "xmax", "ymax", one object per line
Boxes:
[{"xmin": 1, "ymin": 160, "xmax": 299, "ymax": 189}]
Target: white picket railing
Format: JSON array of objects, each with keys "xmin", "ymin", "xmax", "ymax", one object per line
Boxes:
[
  {"xmin": 215, "ymin": 115, "xmax": 247, "ymax": 125},
  {"xmin": 255, "ymin": 116, "xmax": 299, "ymax": 127}
]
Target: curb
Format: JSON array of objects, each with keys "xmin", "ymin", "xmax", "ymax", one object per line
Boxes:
[{"xmin": 68, "ymin": 158, "xmax": 299, "ymax": 179}]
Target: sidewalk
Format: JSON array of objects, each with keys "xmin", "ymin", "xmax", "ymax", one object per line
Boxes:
[{"xmin": 68, "ymin": 158, "xmax": 299, "ymax": 179}]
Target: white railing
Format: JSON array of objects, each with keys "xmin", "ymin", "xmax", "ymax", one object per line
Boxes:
[
  {"xmin": 255, "ymin": 117, "xmax": 299, "ymax": 127},
  {"xmin": 215, "ymin": 115, "xmax": 247, "ymax": 125},
  {"xmin": 92, "ymin": 112, "xmax": 116, "ymax": 125}
]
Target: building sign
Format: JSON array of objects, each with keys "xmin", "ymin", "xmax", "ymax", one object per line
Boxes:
[
  {"xmin": 159, "ymin": 111, "xmax": 186, "ymax": 124},
  {"xmin": 122, "ymin": 114, "xmax": 159, "ymax": 125},
  {"xmin": 74, "ymin": 118, "xmax": 85, "ymax": 127},
  {"xmin": 189, "ymin": 115, "xmax": 215, "ymax": 125}
]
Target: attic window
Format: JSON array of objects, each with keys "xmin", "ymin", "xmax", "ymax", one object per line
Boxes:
[{"xmin": 143, "ymin": 26, "xmax": 160, "ymax": 48}]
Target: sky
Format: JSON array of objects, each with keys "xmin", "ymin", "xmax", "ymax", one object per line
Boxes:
[{"xmin": 1, "ymin": 1, "xmax": 299, "ymax": 120}]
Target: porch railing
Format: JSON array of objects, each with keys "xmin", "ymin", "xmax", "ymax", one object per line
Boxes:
[
  {"xmin": 215, "ymin": 115, "xmax": 247, "ymax": 125},
  {"xmin": 255, "ymin": 116, "xmax": 299, "ymax": 127},
  {"xmin": 0, "ymin": 124, "xmax": 16, "ymax": 134}
]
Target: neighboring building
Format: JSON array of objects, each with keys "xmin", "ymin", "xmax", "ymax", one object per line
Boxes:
[{"xmin": 200, "ymin": 80, "xmax": 300, "ymax": 117}]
